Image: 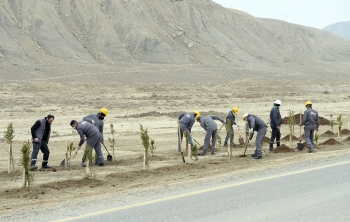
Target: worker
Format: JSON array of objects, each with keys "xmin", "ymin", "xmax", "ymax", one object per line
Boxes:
[
  {"xmin": 243, "ymin": 113, "xmax": 267, "ymax": 159},
  {"xmin": 178, "ymin": 111, "xmax": 200, "ymax": 152},
  {"xmin": 269, "ymin": 100, "xmax": 282, "ymax": 151},
  {"xmin": 299, "ymin": 101, "xmax": 319, "ymax": 153},
  {"xmin": 224, "ymin": 107, "xmax": 240, "ymax": 147},
  {"xmin": 30, "ymin": 114, "xmax": 55, "ymax": 170},
  {"xmin": 81, "ymin": 108, "xmax": 108, "ymax": 166},
  {"xmin": 83, "ymin": 108, "xmax": 108, "ymax": 142},
  {"xmin": 70, "ymin": 120, "xmax": 106, "ymax": 167},
  {"xmin": 197, "ymin": 115, "xmax": 225, "ymax": 155}
]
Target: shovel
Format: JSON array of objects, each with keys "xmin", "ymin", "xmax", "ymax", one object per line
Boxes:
[
  {"xmin": 297, "ymin": 110, "xmax": 304, "ymax": 151},
  {"xmin": 239, "ymin": 140, "xmax": 250, "ymax": 157},
  {"xmin": 193, "ymin": 138, "xmax": 201, "ymax": 146},
  {"xmin": 101, "ymin": 142, "xmax": 113, "ymax": 161}
]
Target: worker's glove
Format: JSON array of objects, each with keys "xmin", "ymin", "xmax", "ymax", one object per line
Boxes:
[
  {"xmin": 249, "ymin": 128, "xmax": 254, "ymax": 133},
  {"xmin": 249, "ymin": 133, "xmax": 254, "ymax": 141},
  {"xmin": 91, "ymin": 120, "xmax": 95, "ymax": 125}
]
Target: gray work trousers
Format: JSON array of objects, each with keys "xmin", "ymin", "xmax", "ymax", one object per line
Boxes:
[
  {"xmin": 31, "ymin": 141, "xmax": 50, "ymax": 166},
  {"xmin": 203, "ymin": 129, "xmax": 217, "ymax": 154},
  {"xmin": 254, "ymin": 127, "xmax": 267, "ymax": 157},
  {"xmin": 304, "ymin": 127, "xmax": 314, "ymax": 150},
  {"xmin": 82, "ymin": 135, "xmax": 105, "ymax": 165},
  {"xmin": 178, "ymin": 123, "xmax": 193, "ymax": 152}
]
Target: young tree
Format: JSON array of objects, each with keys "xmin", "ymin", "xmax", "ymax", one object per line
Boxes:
[
  {"xmin": 330, "ymin": 114, "xmax": 334, "ymax": 134},
  {"xmin": 288, "ymin": 110, "xmax": 296, "ymax": 148},
  {"xmin": 337, "ymin": 114, "xmax": 343, "ymax": 140},
  {"xmin": 84, "ymin": 145, "xmax": 95, "ymax": 179},
  {"xmin": 20, "ymin": 141, "xmax": 34, "ymax": 188},
  {"xmin": 108, "ymin": 123, "xmax": 116, "ymax": 161},
  {"xmin": 191, "ymin": 144, "xmax": 198, "ymax": 163},
  {"xmin": 4, "ymin": 123, "xmax": 15, "ymax": 173},
  {"xmin": 139, "ymin": 124, "xmax": 150, "ymax": 170}
]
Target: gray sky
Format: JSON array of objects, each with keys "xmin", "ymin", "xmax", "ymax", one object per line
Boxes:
[{"xmin": 212, "ymin": 0, "xmax": 350, "ymax": 29}]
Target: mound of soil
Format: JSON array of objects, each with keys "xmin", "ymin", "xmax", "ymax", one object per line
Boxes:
[
  {"xmin": 319, "ymin": 138, "xmax": 342, "ymax": 145},
  {"xmin": 282, "ymin": 113, "xmax": 330, "ymax": 125},
  {"xmin": 199, "ymin": 144, "xmax": 213, "ymax": 152},
  {"xmin": 321, "ymin": 130, "xmax": 335, "ymax": 136},
  {"xmin": 273, "ymin": 144, "xmax": 294, "ymax": 153},
  {"xmin": 341, "ymin": 129, "xmax": 350, "ymax": 134},
  {"xmin": 343, "ymin": 136, "xmax": 350, "ymax": 142},
  {"xmin": 282, "ymin": 134, "xmax": 299, "ymax": 141},
  {"xmin": 263, "ymin": 136, "xmax": 270, "ymax": 143}
]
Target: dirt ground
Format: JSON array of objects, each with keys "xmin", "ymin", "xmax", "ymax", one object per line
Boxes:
[{"xmin": 1, "ymin": 75, "xmax": 350, "ymax": 216}]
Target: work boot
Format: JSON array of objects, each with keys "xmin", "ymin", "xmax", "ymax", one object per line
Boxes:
[
  {"xmin": 254, "ymin": 156, "xmax": 263, "ymax": 159},
  {"xmin": 211, "ymin": 152, "xmax": 216, "ymax": 155},
  {"xmin": 308, "ymin": 148, "xmax": 314, "ymax": 153},
  {"xmin": 251, "ymin": 153, "xmax": 257, "ymax": 157},
  {"xmin": 42, "ymin": 165, "xmax": 52, "ymax": 169},
  {"xmin": 223, "ymin": 143, "xmax": 228, "ymax": 148},
  {"xmin": 277, "ymin": 142, "xmax": 280, "ymax": 147},
  {"xmin": 80, "ymin": 161, "xmax": 86, "ymax": 167},
  {"xmin": 97, "ymin": 163, "xmax": 105, "ymax": 166},
  {"xmin": 198, "ymin": 151, "xmax": 206, "ymax": 155},
  {"xmin": 30, "ymin": 165, "xmax": 38, "ymax": 171}
]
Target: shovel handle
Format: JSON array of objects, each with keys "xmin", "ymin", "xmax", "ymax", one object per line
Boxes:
[{"xmin": 101, "ymin": 142, "xmax": 111, "ymax": 156}]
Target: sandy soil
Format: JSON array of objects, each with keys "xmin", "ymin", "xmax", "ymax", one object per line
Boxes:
[{"xmin": 1, "ymin": 75, "xmax": 350, "ymax": 217}]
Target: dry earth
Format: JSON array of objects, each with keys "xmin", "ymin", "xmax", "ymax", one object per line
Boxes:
[{"xmin": 1, "ymin": 74, "xmax": 350, "ymax": 218}]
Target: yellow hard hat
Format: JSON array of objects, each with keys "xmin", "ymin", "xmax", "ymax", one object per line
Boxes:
[
  {"xmin": 242, "ymin": 113, "xmax": 249, "ymax": 120},
  {"xmin": 194, "ymin": 110, "xmax": 201, "ymax": 116},
  {"xmin": 195, "ymin": 115, "xmax": 201, "ymax": 122},
  {"xmin": 305, "ymin": 101, "xmax": 312, "ymax": 108},
  {"xmin": 232, "ymin": 107, "xmax": 239, "ymax": 114},
  {"xmin": 100, "ymin": 108, "xmax": 109, "ymax": 116}
]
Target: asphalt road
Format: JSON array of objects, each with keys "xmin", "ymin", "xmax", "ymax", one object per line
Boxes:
[{"xmin": 54, "ymin": 160, "xmax": 350, "ymax": 222}]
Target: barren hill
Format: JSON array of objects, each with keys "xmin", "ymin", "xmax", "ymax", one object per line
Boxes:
[
  {"xmin": 1, "ymin": 0, "xmax": 350, "ymax": 67},
  {"xmin": 323, "ymin": 21, "xmax": 350, "ymax": 40}
]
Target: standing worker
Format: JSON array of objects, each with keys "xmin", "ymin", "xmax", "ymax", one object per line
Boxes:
[
  {"xmin": 224, "ymin": 107, "xmax": 240, "ymax": 147},
  {"xmin": 243, "ymin": 113, "xmax": 267, "ymax": 159},
  {"xmin": 178, "ymin": 111, "xmax": 201, "ymax": 152},
  {"xmin": 30, "ymin": 114, "xmax": 55, "ymax": 170},
  {"xmin": 197, "ymin": 115, "xmax": 225, "ymax": 155},
  {"xmin": 83, "ymin": 108, "xmax": 108, "ymax": 142},
  {"xmin": 70, "ymin": 120, "xmax": 106, "ymax": 166},
  {"xmin": 81, "ymin": 108, "xmax": 108, "ymax": 166},
  {"xmin": 269, "ymin": 100, "xmax": 282, "ymax": 151},
  {"xmin": 300, "ymin": 101, "xmax": 319, "ymax": 153}
]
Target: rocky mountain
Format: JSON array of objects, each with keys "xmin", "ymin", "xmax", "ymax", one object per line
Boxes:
[
  {"xmin": 323, "ymin": 21, "xmax": 350, "ymax": 40},
  {"xmin": 1, "ymin": 0, "xmax": 350, "ymax": 66}
]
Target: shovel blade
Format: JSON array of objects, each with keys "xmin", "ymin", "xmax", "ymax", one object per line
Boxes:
[
  {"xmin": 60, "ymin": 159, "xmax": 65, "ymax": 167},
  {"xmin": 297, "ymin": 142, "xmax": 304, "ymax": 151},
  {"xmin": 107, "ymin": 154, "xmax": 113, "ymax": 162},
  {"xmin": 239, "ymin": 155, "xmax": 247, "ymax": 157}
]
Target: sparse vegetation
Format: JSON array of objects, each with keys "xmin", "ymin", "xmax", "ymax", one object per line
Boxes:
[
  {"xmin": 150, "ymin": 139, "xmax": 156, "ymax": 156},
  {"xmin": 139, "ymin": 124, "xmax": 150, "ymax": 170},
  {"xmin": 4, "ymin": 123, "xmax": 15, "ymax": 173},
  {"xmin": 83, "ymin": 145, "xmax": 95, "ymax": 179},
  {"xmin": 191, "ymin": 144, "xmax": 198, "ymax": 163},
  {"xmin": 65, "ymin": 141, "xmax": 77, "ymax": 167},
  {"xmin": 287, "ymin": 110, "xmax": 296, "ymax": 148},
  {"xmin": 108, "ymin": 123, "xmax": 116, "ymax": 161},
  {"xmin": 315, "ymin": 132, "xmax": 319, "ymax": 145},
  {"xmin": 330, "ymin": 114, "xmax": 334, "ymax": 133},
  {"xmin": 20, "ymin": 141, "xmax": 34, "ymax": 188},
  {"xmin": 337, "ymin": 114, "xmax": 343, "ymax": 140}
]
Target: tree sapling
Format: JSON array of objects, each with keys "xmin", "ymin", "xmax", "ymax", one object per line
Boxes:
[
  {"xmin": 4, "ymin": 123, "xmax": 15, "ymax": 173},
  {"xmin": 108, "ymin": 123, "xmax": 116, "ymax": 161},
  {"xmin": 20, "ymin": 141, "xmax": 34, "ymax": 188}
]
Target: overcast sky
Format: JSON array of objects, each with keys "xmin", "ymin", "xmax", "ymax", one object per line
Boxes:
[{"xmin": 212, "ymin": 0, "xmax": 350, "ymax": 29}]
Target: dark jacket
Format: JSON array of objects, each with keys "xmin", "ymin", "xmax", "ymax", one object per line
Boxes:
[
  {"xmin": 226, "ymin": 110, "xmax": 237, "ymax": 125},
  {"xmin": 31, "ymin": 118, "xmax": 51, "ymax": 143},
  {"xmin": 270, "ymin": 106, "xmax": 282, "ymax": 128},
  {"xmin": 83, "ymin": 113, "xmax": 104, "ymax": 140}
]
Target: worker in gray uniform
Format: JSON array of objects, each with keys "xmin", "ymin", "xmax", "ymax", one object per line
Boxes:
[
  {"xmin": 81, "ymin": 108, "xmax": 108, "ymax": 166},
  {"xmin": 243, "ymin": 113, "xmax": 267, "ymax": 159},
  {"xmin": 269, "ymin": 100, "xmax": 282, "ymax": 151},
  {"xmin": 197, "ymin": 115, "xmax": 225, "ymax": 155},
  {"xmin": 70, "ymin": 120, "xmax": 106, "ymax": 166},
  {"xmin": 178, "ymin": 111, "xmax": 201, "ymax": 152},
  {"xmin": 224, "ymin": 107, "xmax": 240, "ymax": 147},
  {"xmin": 300, "ymin": 101, "xmax": 319, "ymax": 153}
]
